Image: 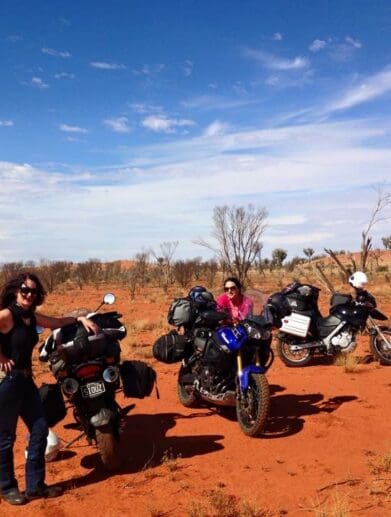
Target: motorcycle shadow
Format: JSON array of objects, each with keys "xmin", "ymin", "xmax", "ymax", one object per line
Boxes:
[
  {"xmin": 263, "ymin": 389, "xmax": 357, "ymax": 439},
  {"xmin": 59, "ymin": 411, "xmax": 224, "ymax": 491}
]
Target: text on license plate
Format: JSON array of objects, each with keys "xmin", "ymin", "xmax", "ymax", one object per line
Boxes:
[{"xmin": 81, "ymin": 381, "xmax": 106, "ymax": 398}]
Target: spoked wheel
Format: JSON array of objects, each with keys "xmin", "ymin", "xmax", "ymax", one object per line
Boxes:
[
  {"xmin": 371, "ymin": 328, "xmax": 391, "ymax": 365},
  {"xmin": 177, "ymin": 365, "xmax": 199, "ymax": 408},
  {"xmin": 277, "ymin": 338, "xmax": 312, "ymax": 367},
  {"xmin": 95, "ymin": 425, "xmax": 122, "ymax": 471},
  {"xmin": 236, "ymin": 373, "xmax": 270, "ymax": 437}
]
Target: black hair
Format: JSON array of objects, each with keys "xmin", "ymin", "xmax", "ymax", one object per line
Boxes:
[
  {"xmin": 223, "ymin": 276, "xmax": 242, "ymax": 291},
  {"xmin": 0, "ymin": 272, "xmax": 47, "ymax": 310}
]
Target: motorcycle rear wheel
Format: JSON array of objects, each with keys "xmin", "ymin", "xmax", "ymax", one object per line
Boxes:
[
  {"xmin": 370, "ymin": 328, "xmax": 391, "ymax": 365},
  {"xmin": 95, "ymin": 426, "xmax": 122, "ymax": 471},
  {"xmin": 236, "ymin": 373, "xmax": 270, "ymax": 437},
  {"xmin": 277, "ymin": 338, "xmax": 312, "ymax": 367}
]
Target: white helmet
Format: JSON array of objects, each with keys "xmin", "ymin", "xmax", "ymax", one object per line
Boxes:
[{"xmin": 349, "ymin": 271, "xmax": 368, "ymax": 289}]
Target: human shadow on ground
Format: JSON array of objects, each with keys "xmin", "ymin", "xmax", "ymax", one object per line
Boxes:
[
  {"xmin": 264, "ymin": 389, "xmax": 357, "ymax": 439},
  {"xmin": 58, "ymin": 410, "xmax": 224, "ymax": 492}
]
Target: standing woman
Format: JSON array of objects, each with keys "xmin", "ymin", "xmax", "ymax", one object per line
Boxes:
[
  {"xmin": 0, "ymin": 272, "xmax": 98, "ymax": 505},
  {"xmin": 216, "ymin": 277, "xmax": 254, "ymax": 324}
]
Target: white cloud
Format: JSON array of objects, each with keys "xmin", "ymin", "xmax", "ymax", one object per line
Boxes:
[
  {"xmin": 309, "ymin": 39, "xmax": 327, "ymax": 52},
  {"xmin": 31, "ymin": 77, "xmax": 49, "ymax": 89},
  {"xmin": 326, "ymin": 67, "xmax": 391, "ymax": 112},
  {"xmin": 54, "ymin": 72, "xmax": 75, "ymax": 79},
  {"xmin": 244, "ymin": 48, "xmax": 309, "ymax": 70},
  {"xmin": 141, "ymin": 115, "xmax": 195, "ymax": 133},
  {"xmin": 42, "ymin": 47, "xmax": 71, "ymax": 58},
  {"xmin": 269, "ymin": 215, "xmax": 307, "ymax": 225},
  {"xmin": 128, "ymin": 102, "xmax": 163, "ymax": 114},
  {"xmin": 103, "ymin": 116, "xmax": 130, "ymax": 133},
  {"xmin": 183, "ymin": 60, "xmax": 193, "ymax": 77},
  {"xmin": 90, "ymin": 61, "xmax": 126, "ymax": 70},
  {"xmin": 273, "ymin": 32, "xmax": 283, "ymax": 41},
  {"xmin": 345, "ymin": 36, "xmax": 362, "ymax": 49},
  {"xmin": 132, "ymin": 64, "xmax": 165, "ymax": 76},
  {"xmin": 203, "ymin": 121, "xmax": 229, "ymax": 137},
  {"xmin": 0, "ymin": 117, "xmax": 390, "ymax": 260},
  {"xmin": 59, "ymin": 123, "xmax": 88, "ymax": 134},
  {"xmin": 0, "ymin": 120, "xmax": 14, "ymax": 127}
]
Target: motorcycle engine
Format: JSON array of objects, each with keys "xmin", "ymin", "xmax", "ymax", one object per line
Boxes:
[
  {"xmin": 330, "ymin": 330, "xmax": 356, "ymax": 352},
  {"xmin": 200, "ymin": 366, "xmax": 217, "ymax": 392}
]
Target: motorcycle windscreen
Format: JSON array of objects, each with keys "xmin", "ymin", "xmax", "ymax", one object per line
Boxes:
[{"xmin": 243, "ymin": 289, "xmax": 269, "ymax": 316}]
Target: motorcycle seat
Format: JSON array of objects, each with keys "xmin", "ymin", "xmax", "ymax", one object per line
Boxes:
[{"xmin": 317, "ymin": 315, "xmax": 341, "ymax": 328}]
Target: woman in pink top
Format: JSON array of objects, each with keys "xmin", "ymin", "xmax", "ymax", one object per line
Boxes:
[{"xmin": 216, "ymin": 277, "xmax": 253, "ymax": 324}]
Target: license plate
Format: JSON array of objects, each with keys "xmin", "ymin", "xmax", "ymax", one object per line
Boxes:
[{"xmin": 81, "ymin": 381, "xmax": 106, "ymax": 398}]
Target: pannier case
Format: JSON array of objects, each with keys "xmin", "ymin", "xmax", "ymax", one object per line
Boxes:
[{"xmin": 280, "ymin": 312, "xmax": 311, "ymax": 337}]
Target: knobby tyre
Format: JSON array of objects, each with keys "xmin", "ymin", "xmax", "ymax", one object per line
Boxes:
[
  {"xmin": 236, "ymin": 373, "xmax": 270, "ymax": 437},
  {"xmin": 276, "ymin": 337, "xmax": 312, "ymax": 367},
  {"xmin": 177, "ymin": 365, "xmax": 199, "ymax": 408},
  {"xmin": 95, "ymin": 426, "xmax": 122, "ymax": 471},
  {"xmin": 370, "ymin": 328, "xmax": 391, "ymax": 365}
]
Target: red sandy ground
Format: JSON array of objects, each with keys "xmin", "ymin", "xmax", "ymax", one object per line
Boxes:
[{"xmin": 2, "ymin": 284, "xmax": 391, "ymax": 517}]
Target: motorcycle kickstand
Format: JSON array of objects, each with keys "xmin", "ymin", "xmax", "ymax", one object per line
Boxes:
[{"xmin": 62, "ymin": 430, "xmax": 86, "ymax": 449}]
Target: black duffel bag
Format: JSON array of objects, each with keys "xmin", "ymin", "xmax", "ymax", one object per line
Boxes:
[
  {"xmin": 39, "ymin": 383, "xmax": 67, "ymax": 427},
  {"xmin": 153, "ymin": 330, "xmax": 188, "ymax": 363},
  {"xmin": 119, "ymin": 360, "xmax": 157, "ymax": 399}
]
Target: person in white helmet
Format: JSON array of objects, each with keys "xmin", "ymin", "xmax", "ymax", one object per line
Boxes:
[{"xmin": 348, "ymin": 271, "xmax": 376, "ymax": 308}]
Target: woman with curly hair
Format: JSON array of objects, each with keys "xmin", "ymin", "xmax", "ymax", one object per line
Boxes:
[{"xmin": 0, "ymin": 272, "xmax": 98, "ymax": 505}]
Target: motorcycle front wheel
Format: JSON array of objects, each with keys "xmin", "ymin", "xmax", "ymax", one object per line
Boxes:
[
  {"xmin": 236, "ymin": 373, "xmax": 270, "ymax": 437},
  {"xmin": 95, "ymin": 426, "xmax": 122, "ymax": 471},
  {"xmin": 370, "ymin": 328, "xmax": 391, "ymax": 365},
  {"xmin": 177, "ymin": 365, "xmax": 199, "ymax": 408},
  {"xmin": 277, "ymin": 337, "xmax": 312, "ymax": 367}
]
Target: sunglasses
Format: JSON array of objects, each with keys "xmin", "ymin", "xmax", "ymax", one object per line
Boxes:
[
  {"xmin": 224, "ymin": 285, "xmax": 237, "ymax": 292},
  {"xmin": 20, "ymin": 286, "xmax": 38, "ymax": 296}
]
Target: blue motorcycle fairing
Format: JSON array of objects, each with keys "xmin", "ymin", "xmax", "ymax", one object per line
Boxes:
[
  {"xmin": 215, "ymin": 325, "xmax": 248, "ymax": 353},
  {"xmin": 239, "ymin": 364, "xmax": 266, "ymax": 391}
]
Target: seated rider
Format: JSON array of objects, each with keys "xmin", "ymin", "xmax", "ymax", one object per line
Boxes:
[{"xmin": 216, "ymin": 277, "xmax": 253, "ymax": 324}]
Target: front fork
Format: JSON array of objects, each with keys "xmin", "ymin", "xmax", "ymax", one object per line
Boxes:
[{"xmin": 236, "ymin": 349, "xmax": 265, "ymax": 392}]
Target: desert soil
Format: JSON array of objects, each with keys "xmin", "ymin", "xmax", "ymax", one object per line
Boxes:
[{"xmin": 2, "ymin": 285, "xmax": 391, "ymax": 517}]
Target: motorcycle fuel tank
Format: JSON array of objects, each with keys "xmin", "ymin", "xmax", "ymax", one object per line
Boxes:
[{"xmin": 215, "ymin": 325, "xmax": 248, "ymax": 353}]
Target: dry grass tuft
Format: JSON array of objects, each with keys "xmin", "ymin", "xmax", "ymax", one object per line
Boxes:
[
  {"xmin": 313, "ymin": 490, "xmax": 351, "ymax": 516},
  {"xmin": 334, "ymin": 353, "xmax": 360, "ymax": 373},
  {"xmin": 368, "ymin": 450, "xmax": 391, "ymax": 475}
]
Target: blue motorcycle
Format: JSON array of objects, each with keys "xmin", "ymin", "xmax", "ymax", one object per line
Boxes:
[{"xmin": 154, "ymin": 288, "xmax": 290, "ymax": 437}]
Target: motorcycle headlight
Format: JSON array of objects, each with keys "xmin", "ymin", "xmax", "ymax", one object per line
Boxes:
[
  {"xmin": 103, "ymin": 366, "xmax": 119, "ymax": 383},
  {"xmin": 61, "ymin": 377, "xmax": 79, "ymax": 396}
]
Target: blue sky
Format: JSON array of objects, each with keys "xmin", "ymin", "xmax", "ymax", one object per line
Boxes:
[{"xmin": 1, "ymin": 0, "xmax": 390, "ymax": 263}]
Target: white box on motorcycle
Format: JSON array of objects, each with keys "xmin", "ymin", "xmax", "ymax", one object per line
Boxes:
[{"xmin": 279, "ymin": 312, "xmax": 311, "ymax": 337}]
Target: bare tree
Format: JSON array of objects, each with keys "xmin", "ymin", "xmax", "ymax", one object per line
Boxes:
[
  {"xmin": 271, "ymin": 248, "xmax": 288, "ymax": 268},
  {"xmin": 303, "ymin": 247, "xmax": 315, "ymax": 262},
  {"xmin": 360, "ymin": 186, "xmax": 391, "ymax": 270},
  {"xmin": 325, "ymin": 185, "xmax": 391, "ymax": 276},
  {"xmin": 151, "ymin": 241, "xmax": 179, "ymax": 289},
  {"xmin": 382, "ymin": 236, "xmax": 391, "ymax": 250},
  {"xmin": 196, "ymin": 204, "xmax": 268, "ymax": 284}
]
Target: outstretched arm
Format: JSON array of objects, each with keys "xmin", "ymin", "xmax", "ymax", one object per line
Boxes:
[{"xmin": 36, "ymin": 313, "xmax": 99, "ymax": 334}]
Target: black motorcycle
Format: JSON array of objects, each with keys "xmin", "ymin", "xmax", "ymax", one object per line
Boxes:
[
  {"xmin": 40, "ymin": 293, "xmax": 128, "ymax": 470},
  {"xmin": 154, "ymin": 289, "xmax": 289, "ymax": 436},
  {"xmin": 276, "ymin": 283, "xmax": 390, "ymax": 366}
]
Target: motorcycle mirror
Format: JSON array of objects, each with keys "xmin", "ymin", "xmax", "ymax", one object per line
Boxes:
[
  {"xmin": 94, "ymin": 293, "xmax": 116, "ymax": 312},
  {"xmin": 103, "ymin": 293, "xmax": 116, "ymax": 305}
]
